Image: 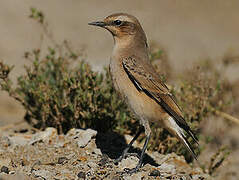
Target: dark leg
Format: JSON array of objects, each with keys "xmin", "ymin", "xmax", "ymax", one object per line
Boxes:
[
  {"xmin": 114, "ymin": 126, "xmax": 144, "ymax": 164},
  {"xmin": 125, "ymin": 133, "xmax": 151, "ymax": 174}
]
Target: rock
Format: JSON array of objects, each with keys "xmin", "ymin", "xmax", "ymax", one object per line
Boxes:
[
  {"xmin": 20, "ymin": 158, "xmax": 30, "ymax": 166},
  {"xmin": 87, "ymin": 161, "xmax": 98, "ymax": 169},
  {"xmin": 67, "ymin": 128, "xmax": 97, "ymax": 148},
  {"xmin": 192, "ymin": 174, "xmax": 208, "ymax": 179},
  {"xmin": 0, "ymin": 136, "xmax": 11, "ymax": 147},
  {"xmin": 123, "ymin": 171, "xmax": 146, "ymax": 180},
  {"xmin": 29, "ymin": 127, "xmax": 57, "ymax": 145},
  {"xmin": 8, "ymin": 171, "xmax": 15, "ymax": 175},
  {"xmin": 149, "ymin": 169, "xmax": 161, "ymax": 177},
  {"xmin": 77, "ymin": 171, "xmax": 86, "ymax": 179},
  {"xmin": 93, "ymin": 148, "xmax": 102, "ymax": 155},
  {"xmin": 0, "ymin": 166, "xmax": 9, "ymax": 174},
  {"xmin": 98, "ymin": 154, "xmax": 109, "ymax": 166},
  {"xmin": 57, "ymin": 157, "xmax": 68, "ymax": 164},
  {"xmin": 0, "ymin": 157, "xmax": 11, "ymax": 168},
  {"xmin": 111, "ymin": 175, "xmax": 122, "ymax": 180},
  {"xmin": 159, "ymin": 163, "xmax": 176, "ymax": 175},
  {"xmin": 32, "ymin": 169, "xmax": 53, "ymax": 179},
  {"xmin": 118, "ymin": 156, "xmax": 138, "ymax": 171}
]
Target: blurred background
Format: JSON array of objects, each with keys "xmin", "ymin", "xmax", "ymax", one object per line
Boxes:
[{"xmin": 0, "ymin": 1, "xmax": 239, "ymax": 179}]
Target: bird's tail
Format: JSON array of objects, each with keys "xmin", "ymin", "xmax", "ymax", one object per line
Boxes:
[
  {"xmin": 167, "ymin": 116, "xmax": 198, "ymax": 161},
  {"xmin": 176, "ymin": 127, "xmax": 198, "ymax": 161}
]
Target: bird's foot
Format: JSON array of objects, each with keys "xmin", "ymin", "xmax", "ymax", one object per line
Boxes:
[
  {"xmin": 123, "ymin": 163, "xmax": 142, "ymax": 174},
  {"xmin": 114, "ymin": 152, "xmax": 140, "ymax": 164}
]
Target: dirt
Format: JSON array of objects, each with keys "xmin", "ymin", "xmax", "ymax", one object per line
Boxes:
[{"xmin": 0, "ymin": 126, "xmax": 210, "ymax": 180}]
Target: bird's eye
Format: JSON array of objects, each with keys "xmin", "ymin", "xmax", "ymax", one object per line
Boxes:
[{"xmin": 114, "ymin": 20, "xmax": 122, "ymax": 26}]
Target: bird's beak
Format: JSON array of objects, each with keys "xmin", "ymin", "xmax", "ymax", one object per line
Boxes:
[{"xmin": 88, "ymin": 21, "xmax": 106, "ymax": 27}]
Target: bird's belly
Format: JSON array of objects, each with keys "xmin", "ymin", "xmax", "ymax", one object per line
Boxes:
[{"xmin": 126, "ymin": 86, "xmax": 166, "ymax": 124}]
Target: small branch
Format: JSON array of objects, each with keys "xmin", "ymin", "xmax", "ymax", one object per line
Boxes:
[{"xmin": 212, "ymin": 107, "xmax": 239, "ymax": 125}]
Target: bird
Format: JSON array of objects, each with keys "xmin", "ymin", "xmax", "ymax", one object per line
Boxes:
[{"xmin": 88, "ymin": 13, "xmax": 198, "ymax": 173}]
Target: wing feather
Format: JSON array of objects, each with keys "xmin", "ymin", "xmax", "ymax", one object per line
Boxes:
[{"xmin": 122, "ymin": 56, "xmax": 198, "ymax": 143}]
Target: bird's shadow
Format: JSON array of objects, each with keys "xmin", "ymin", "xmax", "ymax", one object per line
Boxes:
[{"xmin": 95, "ymin": 131, "xmax": 159, "ymax": 167}]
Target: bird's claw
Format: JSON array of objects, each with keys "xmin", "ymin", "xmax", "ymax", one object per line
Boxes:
[
  {"xmin": 114, "ymin": 152, "xmax": 140, "ymax": 164},
  {"xmin": 123, "ymin": 166, "xmax": 140, "ymax": 174}
]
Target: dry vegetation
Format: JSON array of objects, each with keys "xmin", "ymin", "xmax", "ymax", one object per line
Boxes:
[{"xmin": 0, "ymin": 8, "xmax": 238, "ymax": 175}]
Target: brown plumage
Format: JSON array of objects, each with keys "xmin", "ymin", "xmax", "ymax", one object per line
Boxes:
[{"xmin": 89, "ymin": 13, "xmax": 198, "ymax": 173}]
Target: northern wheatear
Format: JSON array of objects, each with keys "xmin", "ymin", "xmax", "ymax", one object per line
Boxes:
[{"xmin": 89, "ymin": 13, "xmax": 198, "ymax": 173}]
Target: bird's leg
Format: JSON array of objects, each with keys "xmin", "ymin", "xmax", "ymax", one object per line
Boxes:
[
  {"xmin": 114, "ymin": 126, "xmax": 144, "ymax": 164},
  {"xmin": 124, "ymin": 133, "xmax": 151, "ymax": 174}
]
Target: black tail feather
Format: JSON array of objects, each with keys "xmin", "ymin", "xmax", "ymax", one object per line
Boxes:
[
  {"xmin": 181, "ymin": 133, "xmax": 198, "ymax": 161},
  {"xmin": 188, "ymin": 129, "xmax": 199, "ymax": 146}
]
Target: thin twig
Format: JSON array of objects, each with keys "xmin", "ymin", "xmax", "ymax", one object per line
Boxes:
[{"xmin": 212, "ymin": 107, "xmax": 239, "ymax": 125}]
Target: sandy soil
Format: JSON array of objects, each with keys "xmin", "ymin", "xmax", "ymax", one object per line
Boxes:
[{"xmin": 0, "ymin": 127, "xmax": 210, "ymax": 179}]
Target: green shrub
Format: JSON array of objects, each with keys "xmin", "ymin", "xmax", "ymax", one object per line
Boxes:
[{"xmin": 1, "ymin": 46, "xmax": 133, "ymax": 134}]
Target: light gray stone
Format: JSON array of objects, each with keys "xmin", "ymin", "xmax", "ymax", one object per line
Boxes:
[
  {"xmin": 67, "ymin": 128, "xmax": 97, "ymax": 148},
  {"xmin": 29, "ymin": 127, "xmax": 57, "ymax": 145},
  {"xmin": 32, "ymin": 169, "xmax": 53, "ymax": 180},
  {"xmin": 159, "ymin": 163, "xmax": 176, "ymax": 175},
  {"xmin": 118, "ymin": 156, "xmax": 138, "ymax": 172}
]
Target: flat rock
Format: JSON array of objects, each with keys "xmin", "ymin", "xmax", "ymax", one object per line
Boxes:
[
  {"xmin": 32, "ymin": 169, "xmax": 53, "ymax": 179},
  {"xmin": 29, "ymin": 127, "xmax": 57, "ymax": 145},
  {"xmin": 66, "ymin": 128, "xmax": 97, "ymax": 148},
  {"xmin": 118, "ymin": 156, "xmax": 138, "ymax": 172}
]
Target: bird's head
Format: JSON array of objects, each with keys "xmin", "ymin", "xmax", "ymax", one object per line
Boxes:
[{"xmin": 88, "ymin": 13, "xmax": 145, "ymax": 39}]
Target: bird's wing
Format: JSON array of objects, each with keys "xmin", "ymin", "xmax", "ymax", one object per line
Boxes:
[{"xmin": 122, "ymin": 56, "xmax": 198, "ymax": 142}]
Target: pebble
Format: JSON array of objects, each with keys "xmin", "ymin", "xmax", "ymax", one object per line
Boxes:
[
  {"xmin": 32, "ymin": 169, "xmax": 53, "ymax": 179},
  {"xmin": 149, "ymin": 169, "xmax": 161, "ymax": 177},
  {"xmin": 29, "ymin": 127, "xmax": 57, "ymax": 145},
  {"xmin": 159, "ymin": 163, "xmax": 176, "ymax": 174},
  {"xmin": 57, "ymin": 157, "xmax": 68, "ymax": 164},
  {"xmin": 98, "ymin": 154, "xmax": 109, "ymax": 166},
  {"xmin": 112, "ymin": 176, "xmax": 122, "ymax": 180},
  {"xmin": 0, "ymin": 166, "xmax": 9, "ymax": 174},
  {"xmin": 77, "ymin": 171, "xmax": 86, "ymax": 179},
  {"xmin": 0, "ymin": 136, "xmax": 11, "ymax": 147},
  {"xmin": 118, "ymin": 156, "xmax": 138, "ymax": 171}
]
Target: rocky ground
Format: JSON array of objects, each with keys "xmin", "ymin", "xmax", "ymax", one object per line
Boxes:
[{"xmin": 0, "ymin": 123, "xmax": 210, "ymax": 180}]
